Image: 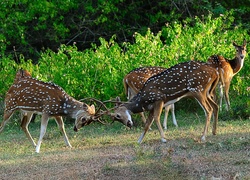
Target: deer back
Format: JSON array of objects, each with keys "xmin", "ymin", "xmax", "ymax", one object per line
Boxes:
[
  {"xmin": 132, "ymin": 61, "xmax": 218, "ymax": 109},
  {"xmin": 208, "ymin": 55, "xmax": 234, "ymax": 84},
  {"xmin": 5, "ymin": 74, "xmax": 86, "ymax": 116},
  {"xmin": 123, "ymin": 66, "xmax": 166, "ymax": 98}
]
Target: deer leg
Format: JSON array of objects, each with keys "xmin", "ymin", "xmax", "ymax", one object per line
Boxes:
[
  {"xmin": 195, "ymin": 94, "xmax": 213, "ymax": 142},
  {"xmin": 140, "ymin": 112, "xmax": 152, "ymax": 130},
  {"xmin": 163, "ymin": 104, "xmax": 178, "ymax": 130},
  {"xmin": 218, "ymin": 82, "xmax": 224, "ymax": 110},
  {"xmin": 36, "ymin": 114, "xmax": 49, "ymax": 153},
  {"xmin": 163, "ymin": 105, "xmax": 170, "ymax": 130},
  {"xmin": 207, "ymin": 96, "xmax": 219, "ymax": 135},
  {"xmin": 0, "ymin": 110, "xmax": 14, "ymax": 133},
  {"xmin": 141, "ymin": 111, "xmax": 153, "ymax": 130},
  {"xmin": 139, "ymin": 112, "xmax": 147, "ymax": 124},
  {"xmin": 54, "ymin": 116, "xmax": 72, "ymax": 148},
  {"xmin": 153, "ymin": 101, "xmax": 166, "ymax": 143},
  {"xmin": 202, "ymin": 100, "xmax": 213, "ymax": 142},
  {"xmin": 224, "ymin": 82, "xmax": 231, "ymax": 111},
  {"xmin": 170, "ymin": 104, "xmax": 178, "ymax": 127},
  {"xmin": 138, "ymin": 110, "xmax": 154, "ymax": 144},
  {"xmin": 20, "ymin": 111, "xmax": 37, "ymax": 147}
]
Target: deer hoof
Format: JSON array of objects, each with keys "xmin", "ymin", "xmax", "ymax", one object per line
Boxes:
[
  {"xmin": 212, "ymin": 130, "xmax": 217, "ymax": 135},
  {"xmin": 200, "ymin": 136, "xmax": 206, "ymax": 142},
  {"xmin": 161, "ymin": 138, "xmax": 167, "ymax": 143},
  {"xmin": 67, "ymin": 143, "xmax": 72, "ymax": 148}
]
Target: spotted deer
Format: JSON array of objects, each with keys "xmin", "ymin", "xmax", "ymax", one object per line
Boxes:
[
  {"xmin": 123, "ymin": 66, "xmax": 178, "ymax": 130},
  {"xmin": 0, "ymin": 69, "xmax": 96, "ymax": 153},
  {"xmin": 207, "ymin": 39, "xmax": 247, "ymax": 111},
  {"xmin": 111, "ymin": 61, "xmax": 219, "ymax": 143}
]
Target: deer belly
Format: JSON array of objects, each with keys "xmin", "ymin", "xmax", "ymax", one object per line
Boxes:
[
  {"xmin": 164, "ymin": 94, "xmax": 189, "ymax": 107},
  {"xmin": 21, "ymin": 110, "xmax": 43, "ymax": 115}
]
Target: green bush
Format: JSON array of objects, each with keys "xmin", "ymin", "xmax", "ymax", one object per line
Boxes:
[
  {"xmin": 0, "ymin": 13, "xmax": 249, "ymax": 118},
  {"xmin": 1, "ymin": 0, "xmax": 250, "ymax": 62}
]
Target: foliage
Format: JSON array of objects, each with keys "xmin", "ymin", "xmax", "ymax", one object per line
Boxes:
[
  {"xmin": 0, "ymin": 13, "xmax": 249, "ymax": 118},
  {"xmin": 0, "ymin": 0, "xmax": 250, "ymax": 62},
  {"xmin": 0, "ymin": 58, "xmax": 17, "ymax": 97}
]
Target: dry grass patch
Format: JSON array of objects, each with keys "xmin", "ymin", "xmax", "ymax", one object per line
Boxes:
[{"xmin": 0, "ymin": 113, "xmax": 249, "ymax": 180}]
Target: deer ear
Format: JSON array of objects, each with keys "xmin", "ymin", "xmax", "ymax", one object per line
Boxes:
[
  {"xmin": 116, "ymin": 96, "xmax": 121, "ymax": 102},
  {"xmin": 115, "ymin": 96, "xmax": 121, "ymax": 107},
  {"xmin": 243, "ymin": 39, "xmax": 247, "ymax": 46},
  {"xmin": 89, "ymin": 104, "xmax": 95, "ymax": 114},
  {"xmin": 232, "ymin": 41, "xmax": 237, "ymax": 47}
]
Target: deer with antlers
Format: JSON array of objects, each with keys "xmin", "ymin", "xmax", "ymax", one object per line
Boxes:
[
  {"xmin": 111, "ymin": 61, "xmax": 219, "ymax": 143},
  {"xmin": 207, "ymin": 39, "xmax": 247, "ymax": 111},
  {"xmin": 0, "ymin": 69, "xmax": 96, "ymax": 153},
  {"xmin": 123, "ymin": 66, "xmax": 178, "ymax": 130}
]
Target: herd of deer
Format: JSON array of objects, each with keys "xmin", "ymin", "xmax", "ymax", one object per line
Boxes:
[{"xmin": 0, "ymin": 40, "xmax": 247, "ymax": 153}]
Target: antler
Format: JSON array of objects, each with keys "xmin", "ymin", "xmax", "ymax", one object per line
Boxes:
[
  {"xmin": 79, "ymin": 97, "xmax": 128, "ymax": 124},
  {"xmin": 80, "ymin": 97, "xmax": 109, "ymax": 113},
  {"xmin": 79, "ymin": 97, "xmax": 119, "ymax": 124},
  {"xmin": 102, "ymin": 96, "xmax": 128, "ymax": 105}
]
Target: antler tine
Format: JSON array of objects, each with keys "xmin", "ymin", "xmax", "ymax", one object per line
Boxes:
[
  {"xmin": 91, "ymin": 107, "xmax": 117, "ymax": 125},
  {"xmin": 80, "ymin": 97, "xmax": 127, "ymax": 125},
  {"xmin": 80, "ymin": 97, "xmax": 127, "ymax": 107},
  {"xmin": 79, "ymin": 97, "xmax": 110, "ymax": 115},
  {"xmin": 91, "ymin": 105, "xmax": 120, "ymax": 124},
  {"xmin": 96, "ymin": 118, "xmax": 106, "ymax": 125},
  {"xmin": 79, "ymin": 97, "xmax": 109, "ymax": 110},
  {"xmin": 91, "ymin": 114, "xmax": 107, "ymax": 125},
  {"xmin": 79, "ymin": 98, "xmax": 121, "ymax": 124},
  {"xmin": 102, "ymin": 99, "xmax": 127, "ymax": 104}
]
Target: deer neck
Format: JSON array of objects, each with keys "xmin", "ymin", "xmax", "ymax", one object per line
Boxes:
[
  {"xmin": 125, "ymin": 93, "xmax": 161, "ymax": 113},
  {"xmin": 227, "ymin": 57, "xmax": 244, "ymax": 75},
  {"xmin": 125, "ymin": 95, "xmax": 144, "ymax": 113},
  {"xmin": 62, "ymin": 96, "xmax": 86, "ymax": 118}
]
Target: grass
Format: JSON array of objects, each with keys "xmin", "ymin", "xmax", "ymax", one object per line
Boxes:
[{"xmin": 0, "ymin": 110, "xmax": 249, "ymax": 180}]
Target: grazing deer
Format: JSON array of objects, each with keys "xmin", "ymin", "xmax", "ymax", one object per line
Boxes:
[
  {"xmin": 111, "ymin": 61, "xmax": 219, "ymax": 143},
  {"xmin": 123, "ymin": 66, "xmax": 178, "ymax": 129},
  {"xmin": 207, "ymin": 39, "xmax": 247, "ymax": 110},
  {"xmin": 0, "ymin": 69, "xmax": 96, "ymax": 153}
]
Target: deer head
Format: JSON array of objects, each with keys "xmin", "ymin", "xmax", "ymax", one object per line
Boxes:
[
  {"xmin": 73, "ymin": 104, "xmax": 96, "ymax": 131},
  {"xmin": 110, "ymin": 97, "xmax": 133, "ymax": 128},
  {"xmin": 233, "ymin": 39, "xmax": 247, "ymax": 63},
  {"xmin": 15, "ymin": 69, "xmax": 32, "ymax": 80}
]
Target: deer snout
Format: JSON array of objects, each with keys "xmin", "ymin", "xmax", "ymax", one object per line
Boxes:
[
  {"xmin": 74, "ymin": 126, "xmax": 78, "ymax": 132},
  {"xmin": 127, "ymin": 120, "xmax": 133, "ymax": 128}
]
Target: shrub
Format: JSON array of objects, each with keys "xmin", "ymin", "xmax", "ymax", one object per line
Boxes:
[{"xmin": 0, "ymin": 13, "xmax": 249, "ymax": 118}]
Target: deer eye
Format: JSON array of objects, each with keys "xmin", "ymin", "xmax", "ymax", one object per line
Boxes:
[
  {"xmin": 116, "ymin": 114, "xmax": 121, "ymax": 119},
  {"xmin": 81, "ymin": 117, "xmax": 86, "ymax": 122}
]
